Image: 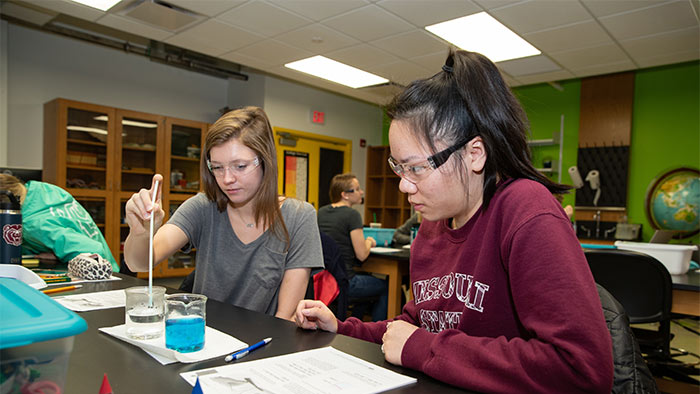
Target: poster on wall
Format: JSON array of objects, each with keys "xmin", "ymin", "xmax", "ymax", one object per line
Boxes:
[{"xmin": 283, "ymin": 151, "xmax": 309, "ymax": 202}]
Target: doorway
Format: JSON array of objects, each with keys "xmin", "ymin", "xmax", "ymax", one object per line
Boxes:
[{"xmin": 274, "ymin": 127, "xmax": 351, "ymax": 210}]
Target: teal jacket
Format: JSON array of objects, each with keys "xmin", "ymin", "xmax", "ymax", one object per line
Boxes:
[{"xmin": 21, "ymin": 181, "xmax": 119, "ymax": 272}]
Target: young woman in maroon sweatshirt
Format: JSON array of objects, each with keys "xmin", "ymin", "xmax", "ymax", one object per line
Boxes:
[{"xmin": 295, "ymin": 49, "xmax": 613, "ymax": 393}]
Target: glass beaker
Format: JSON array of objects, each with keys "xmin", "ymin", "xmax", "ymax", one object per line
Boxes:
[
  {"xmin": 124, "ymin": 286, "xmax": 165, "ymax": 340},
  {"xmin": 165, "ymin": 293, "xmax": 207, "ymax": 353}
]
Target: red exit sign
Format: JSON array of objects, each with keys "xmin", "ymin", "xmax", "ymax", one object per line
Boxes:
[{"xmin": 311, "ymin": 110, "xmax": 325, "ymax": 124}]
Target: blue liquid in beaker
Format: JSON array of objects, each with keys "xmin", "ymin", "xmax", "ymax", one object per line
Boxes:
[{"xmin": 165, "ymin": 316, "xmax": 205, "ymax": 353}]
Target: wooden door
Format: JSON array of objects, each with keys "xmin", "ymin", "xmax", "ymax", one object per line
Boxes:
[{"xmin": 274, "ymin": 128, "xmax": 351, "ymax": 210}]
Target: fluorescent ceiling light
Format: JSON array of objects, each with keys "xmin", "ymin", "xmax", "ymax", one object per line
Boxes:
[
  {"xmin": 425, "ymin": 12, "xmax": 540, "ymax": 62},
  {"xmin": 285, "ymin": 56, "xmax": 389, "ymax": 89},
  {"xmin": 93, "ymin": 115, "xmax": 158, "ymax": 128},
  {"xmin": 67, "ymin": 125, "xmax": 108, "ymax": 135},
  {"xmin": 69, "ymin": 0, "xmax": 121, "ymax": 11}
]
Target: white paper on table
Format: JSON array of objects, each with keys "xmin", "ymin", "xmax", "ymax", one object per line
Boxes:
[
  {"xmin": 53, "ymin": 289, "xmax": 127, "ymax": 311},
  {"xmin": 99, "ymin": 324, "xmax": 248, "ymax": 365},
  {"xmin": 370, "ymin": 247, "xmax": 403, "ymax": 254},
  {"xmin": 181, "ymin": 346, "xmax": 417, "ymax": 394}
]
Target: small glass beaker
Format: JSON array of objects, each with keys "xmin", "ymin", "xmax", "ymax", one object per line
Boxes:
[
  {"xmin": 124, "ymin": 286, "xmax": 165, "ymax": 340},
  {"xmin": 165, "ymin": 293, "xmax": 207, "ymax": 353}
]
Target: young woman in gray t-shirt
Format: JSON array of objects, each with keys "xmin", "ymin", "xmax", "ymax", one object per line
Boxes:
[{"xmin": 124, "ymin": 107, "xmax": 323, "ymax": 319}]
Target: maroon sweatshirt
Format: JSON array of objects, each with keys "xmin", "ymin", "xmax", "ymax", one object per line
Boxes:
[{"xmin": 337, "ymin": 179, "xmax": 613, "ymax": 393}]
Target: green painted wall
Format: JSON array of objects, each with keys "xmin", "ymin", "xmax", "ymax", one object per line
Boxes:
[
  {"xmin": 629, "ymin": 61, "xmax": 699, "ymax": 244},
  {"xmin": 513, "ymin": 80, "xmax": 581, "ymax": 210}
]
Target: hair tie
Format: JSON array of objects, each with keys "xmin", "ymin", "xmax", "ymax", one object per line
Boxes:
[{"xmin": 442, "ymin": 64, "xmax": 453, "ymax": 73}]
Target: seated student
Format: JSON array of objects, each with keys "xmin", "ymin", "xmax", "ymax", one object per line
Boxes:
[
  {"xmin": 317, "ymin": 174, "xmax": 387, "ymax": 322},
  {"xmin": 295, "ymin": 50, "xmax": 613, "ymax": 392},
  {"xmin": 555, "ymin": 193, "xmax": 574, "ymax": 220},
  {"xmin": 124, "ymin": 107, "xmax": 323, "ymax": 320},
  {"xmin": 391, "ymin": 212, "xmax": 421, "ymax": 247},
  {"xmin": 0, "ymin": 174, "xmax": 118, "ymax": 277}
]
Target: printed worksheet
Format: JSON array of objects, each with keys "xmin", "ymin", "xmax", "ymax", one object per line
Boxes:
[
  {"xmin": 53, "ymin": 289, "xmax": 126, "ymax": 311},
  {"xmin": 181, "ymin": 346, "xmax": 416, "ymax": 394}
]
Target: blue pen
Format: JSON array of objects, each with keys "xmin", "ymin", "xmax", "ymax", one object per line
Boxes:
[{"xmin": 225, "ymin": 337, "xmax": 272, "ymax": 362}]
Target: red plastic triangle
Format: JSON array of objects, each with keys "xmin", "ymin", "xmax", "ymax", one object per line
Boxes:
[{"xmin": 99, "ymin": 373, "xmax": 113, "ymax": 394}]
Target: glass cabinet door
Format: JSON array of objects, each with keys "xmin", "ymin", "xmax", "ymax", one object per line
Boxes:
[
  {"xmin": 65, "ymin": 107, "xmax": 110, "ymax": 190},
  {"xmin": 166, "ymin": 118, "xmax": 206, "ymax": 196},
  {"xmin": 117, "ymin": 111, "xmax": 163, "ymax": 193}
]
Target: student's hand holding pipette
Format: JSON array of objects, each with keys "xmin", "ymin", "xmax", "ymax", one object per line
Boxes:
[{"xmin": 125, "ymin": 174, "xmax": 164, "ymax": 235}]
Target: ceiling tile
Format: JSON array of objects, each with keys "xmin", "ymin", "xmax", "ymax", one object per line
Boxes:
[
  {"xmin": 582, "ymin": 0, "xmax": 673, "ymax": 18},
  {"xmin": 326, "ymin": 43, "xmax": 400, "ymax": 69},
  {"xmin": 489, "ymin": 0, "xmax": 592, "ymax": 34},
  {"xmin": 550, "ymin": 42, "xmax": 631, "ymax": 70},
  {"xmin": 497, "ymin": 55, "xmax": 561, "ymax": 76},
  {"xmin": 97, "ymin": 14, "xmax": 173, "ymax": 41},
  {"xmin": 365, "ymin": 60, "xmax": 432, "ymax": 86},
  {"xmin": 164, "ymin": 0, "xmax": 245, "ymax": 17},
  {"xmin": 322, "ymin": 4, "xmax": 414, "ymax": 42},
  {"xmin": 515, "ymin": 69, "xmax": 576, "ymax": 86},
  {"xmin": 268, "ymin": 0, "xmax": 370, "ymax": 22},
  {"xmin": 376, "ymin": 0, "xmax": 481, "ymax": 27},
  {"xmin": 220, "ymin": 50, "xmax": 275, "ymax": 70},
  {"xmin": 635, "ymin": 49, "xmax": 700, "ymax": 68},
  {"xmin": 1, "ymin": 1, "xmax": 56, "ymax": 26},
  {"xmin": 236, "ymin": 39, "xmax": 313, "ymax": 67},
  {"xmin": 501, "ymin": 73, "xmax": 522, "ymax": 87},
  {"xmin": 599, "ymin": 0, "xmax": 699, "ymax": 41},
  {"xmin": 472, "ymin": 0, "xmax": 524, "ymax": 11},
  {"xmin": 24, "ymin": 0, "xmax": 105, "ymax": 22},
  {"xmin": 621, "ymin": 26, "xmax": 700, "ymax": 62},
  {"xmin": 572, "ymin": 59, "xmax": 636, "ymax": 78},
  {"xmin": 370, "ymin": 29, "xmax": 449, "ymax": 59},
  {"xmin": 523, "ymin": 20, "xmax": 612, "ymax": 53},
  {"xmin": 217, "ymin": 1, "xmax": 312, "ymax": 37},
  {"xmin": 165, "ymin": 19, "xmax": 264, "ymax": 57},
  {"xmin": 411, "ymin": 50, "xmax": 450, "ymax": 71},
  {"xmin": 274, "ymin": 23, "xmax": 359, "ymax": 54}
]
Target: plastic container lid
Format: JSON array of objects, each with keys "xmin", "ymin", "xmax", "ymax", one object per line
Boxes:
[
  {"xmin": 0, "ymin": 278, "xmax": 87, "ymax": 349},
  {"xmin": 0, "ymin": 264, "xmax": 47, "ymax": 289}
]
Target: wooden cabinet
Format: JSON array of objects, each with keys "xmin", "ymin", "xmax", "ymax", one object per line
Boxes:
[
  {"xmin": 364, "ymin": 146, "xmax": 411, "ymax": 228},
  {"xmin": 43, "ymin": 98, "xmax": 207, "ymax": 278}
]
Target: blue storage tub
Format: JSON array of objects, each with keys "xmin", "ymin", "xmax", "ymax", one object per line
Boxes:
[
  {"xmin": 0, "ymin": 278, "xmax": 87, "ymax": 394},
  {"xmin": 364, "ymin": 228, "xmax": 396, "ymax": 247}
]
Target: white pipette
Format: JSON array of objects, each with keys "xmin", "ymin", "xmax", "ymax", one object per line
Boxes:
[{"xmin": 148, "ymin": 179, "xmax": 159, "ymax": 307}]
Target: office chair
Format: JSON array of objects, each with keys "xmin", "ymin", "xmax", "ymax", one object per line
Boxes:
[
  {"xmin": 305, "ymin": 232, "xmax": 349, "ymax": 319},
  {"xmin": 584, "ymin": 249, "xmax": 698, "ymax": 384},
  {"xmin": 596, "ymin": 284, "xmax": 657, "ymax": 393}
]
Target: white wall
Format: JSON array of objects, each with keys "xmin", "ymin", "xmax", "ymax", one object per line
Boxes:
[
  {"xmin": 6, "ymin": 24, "xmax": 226, "ymax": 168},
  {"xmin": 261, "ymin": 76, "xmax": 383, "ymax": 191},
  {"xmin": 0, "ymin": 21, "xmax": 8, "ymax": 167}
]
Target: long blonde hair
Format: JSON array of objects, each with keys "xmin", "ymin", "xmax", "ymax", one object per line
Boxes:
[{"xmin": 200, "ymin": 107, "xmax": 289, "ymax": 246}]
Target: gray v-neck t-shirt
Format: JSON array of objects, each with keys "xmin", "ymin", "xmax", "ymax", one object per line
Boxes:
[{"xmin": 169, "ymin": 193, "xmax": 323, "ymax": 315}]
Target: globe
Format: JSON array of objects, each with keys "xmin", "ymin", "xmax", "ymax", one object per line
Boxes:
[{"xmin": 645, "ymin": 168, "xmax": 700, "ymax": 238}]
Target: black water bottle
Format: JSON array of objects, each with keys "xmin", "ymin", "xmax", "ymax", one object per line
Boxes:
[{"xmin": 0, "ymin": 190, "xmax": 22, "ymax": 264}]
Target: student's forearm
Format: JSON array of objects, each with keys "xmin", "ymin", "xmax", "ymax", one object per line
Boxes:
[
  {"xmin": 357, "ymin": 239, "xmax": 373, "ymax": 261},
  {"xmin": 123, "ymin": 232, "xmax": 150, "ymax": 272}
]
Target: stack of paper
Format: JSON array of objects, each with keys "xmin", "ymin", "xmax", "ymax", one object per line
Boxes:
[
  {"xmin": 100, "ymin": 325, "xmax": 248, "ymax": 365},
  {"xmin": 181, "ymin": 346, "xmax": 417, "ymax": 393}
]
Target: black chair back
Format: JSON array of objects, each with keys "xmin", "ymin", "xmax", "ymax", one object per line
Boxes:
[{"xmin": 584, "ymin": 249, "xmax": 672, "ymax": 324}]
